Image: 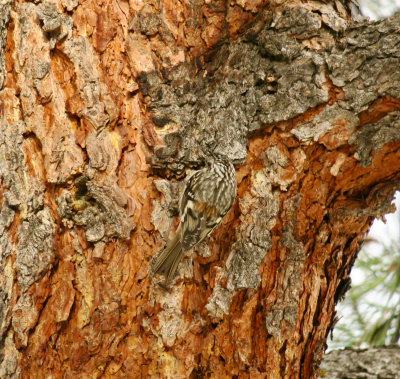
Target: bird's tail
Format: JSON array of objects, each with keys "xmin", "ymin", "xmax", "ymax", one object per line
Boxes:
[{"xmin": 151, "ymin": 232, "xmax": 184, "ymax": 286}]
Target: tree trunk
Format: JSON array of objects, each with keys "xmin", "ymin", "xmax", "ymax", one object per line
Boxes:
[
  {"xmin": 1, "ymin": 0, "xmax": 400, "ymax": 377},
  {"xmin": 320, "ymin": 346, "xmax": 400, "ymax": 378}
]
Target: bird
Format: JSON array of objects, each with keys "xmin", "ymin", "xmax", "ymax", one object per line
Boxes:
[{"xmin": 151, "ymin": 157, "xmax": 237, "ymax": 287}]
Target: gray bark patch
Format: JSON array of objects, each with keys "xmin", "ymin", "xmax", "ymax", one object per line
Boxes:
[
  {"xmin": 57, "ymin": 177, "xmax": 135, "ymax": 242},
  {"xmin": 349, "ymin": 111, "xmax": 400, "ymax": 166},
  {"xmin": 0, "ymin": 1, "xmax": 12, "ymax": 89},
  {"xmin": 138, "ymin": 8, "xmax": 329, "ymax": 171}
]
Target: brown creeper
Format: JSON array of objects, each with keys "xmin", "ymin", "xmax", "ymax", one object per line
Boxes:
[{"xmin": 152, "ymin": 157, "xmax": 237, "ymax": 286}]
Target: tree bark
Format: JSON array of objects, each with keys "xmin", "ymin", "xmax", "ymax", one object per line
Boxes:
[
  {"xmin": 1, "ymin": 0, "xmax": 400, "ymax": 377},
  {"xmin": 319, "ymin": 346, "xmax": 400, "ymax": 378}
]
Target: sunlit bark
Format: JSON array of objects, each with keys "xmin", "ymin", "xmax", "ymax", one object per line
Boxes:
[{"xmin": 1, "ymin": 0, "xmax": 400, "ymax": 377}]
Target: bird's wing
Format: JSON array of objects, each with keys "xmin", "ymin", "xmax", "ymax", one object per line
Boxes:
[{"xmin": 179, "ymin": 169, "xmax": 222, "ymax": 250}]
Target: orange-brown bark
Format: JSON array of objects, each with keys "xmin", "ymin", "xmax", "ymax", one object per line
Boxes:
[{"xmin": 1, "ymin": 1, "xmax": 400, "ymax": 378}]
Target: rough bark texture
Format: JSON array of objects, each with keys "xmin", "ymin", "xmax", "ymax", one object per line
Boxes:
[
  {"xmin": 319, "ymin": 346, "xmax": 400, "ymax": 378},
  {"xmin": 1, "ymin": 0, "xmax": 400, "ymax": 378}
]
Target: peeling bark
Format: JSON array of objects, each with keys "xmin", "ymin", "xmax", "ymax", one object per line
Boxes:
[{"xmin": 1, "ymin": 0, "xmax": 400, "ymax": 378}]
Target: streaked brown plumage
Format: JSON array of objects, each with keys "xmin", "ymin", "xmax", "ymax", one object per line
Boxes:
[{"xmin": 151, "ymin": 157, "xmax": 236, "ymax": 286}]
